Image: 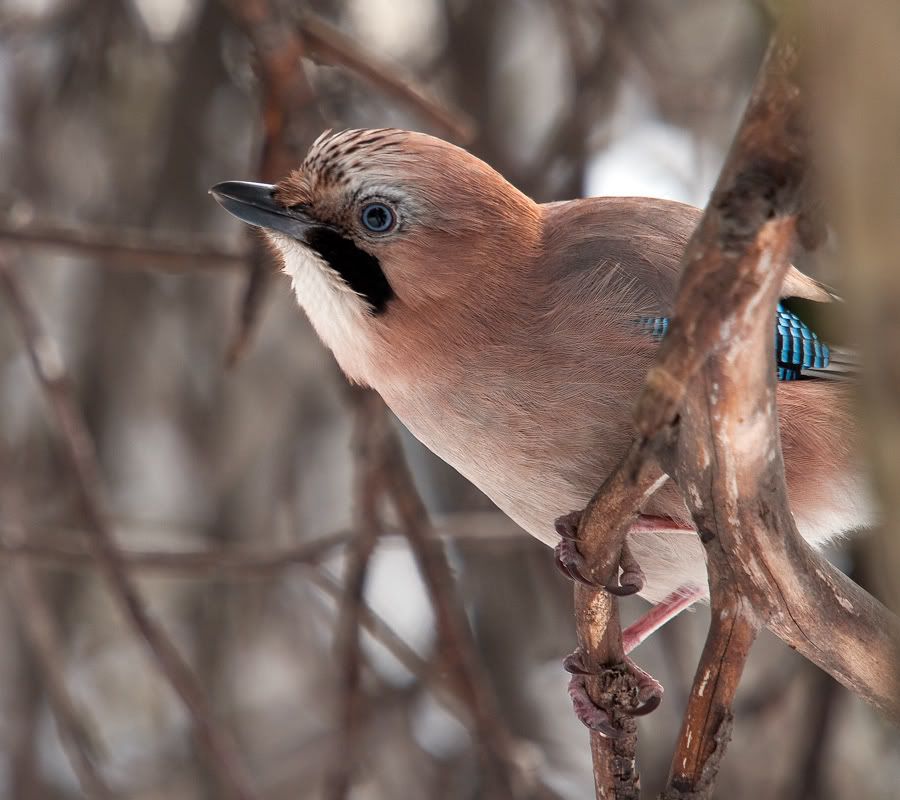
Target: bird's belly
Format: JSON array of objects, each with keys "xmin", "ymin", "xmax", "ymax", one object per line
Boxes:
[
  {"xmin": 382, "ymin": 380, "xmax": 870, "ymax": 604},
  {"xmin": 404, "ymin": 414, "xmax": 586, "ymax": 547},
  {"xmin": 395, "ymin": 404, "xmax": 710, "ymax": 602}
]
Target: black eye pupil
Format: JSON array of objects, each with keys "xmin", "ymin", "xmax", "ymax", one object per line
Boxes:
[{"xmin": 362, "ymin": 203, "xmax": 393, "ymax": 232}]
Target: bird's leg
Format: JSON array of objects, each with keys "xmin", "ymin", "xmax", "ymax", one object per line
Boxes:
[
  {"xmin": 555, "ymin": 513, "xmax": 700, "ymax": 732},
  {"xmin": 564, "ymin": 648, "xmax": 663, "ymax": 737},
  {"xmin": 621, "ymin": 586, "xmax": 704, "ymax": 654},
  {"xmin": 563, "ymin": 587, "xmax": 702, "ymax": 733},
  {"xmin": 554, "ymin": 511, "xmax": 693, "ymax": 595},
  {"xmin": 556, "ymin": 509, "xmax": 636, "ymax": 590}
]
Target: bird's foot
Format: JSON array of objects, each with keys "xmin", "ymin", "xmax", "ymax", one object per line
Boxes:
[
  {"xmin": 564, "ymin": 648, "xmax": 663, "ymax": 737},
  {"xmin": 553, "ymin": 510, "xmax": 645, "ymax": 595},
  {"xmin": 553, "ymin": 510, "xmax": 593, "ymax": 586}
]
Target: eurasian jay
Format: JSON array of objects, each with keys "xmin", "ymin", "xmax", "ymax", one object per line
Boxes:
[{"xmin": 211, "ymin": 128, "xmax": 868, "ymax": 727}]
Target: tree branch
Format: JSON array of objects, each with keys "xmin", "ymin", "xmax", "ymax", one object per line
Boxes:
[
  {"xmin": 0, "ymin": 256, "xmax": 260, "ymax": 800},
  {"xmin": 0, "ymin": 530, "xmax": 348, "ymax": 574},
  {"xmin": 219, "ymin": 0, "xmax": 322, "ymax": 365},
  {"xmin": 0, "ymin": 514, "xmax": 530, "ymax": 577},
  {"xmin": 377, "ymin": 403, "xmax": 531, "ymax": 798},
  {"xmin": 572, "ymin": 439, "xmax": 670, "ymax": 798},
  {"xmin": 324, "ymin": 391, "xmax": 386, "ymax": 800},
  {"xmin": 655, "ymin": 29, "xmax": 899, "ymax": 725},
  {"xmin": 0, "ymin": 468, "xmax": 114, "ymax": 800},
  {"xmin": 573, "ymin": 26, "xmax": 900, "ymax": 800},
  {"xmin": 297, "ymin": 14, "xmax": 474, "ymax": 143},
  {"xmin": 650, "ymin": 28, "xmax": 899, "ymax": 797},
  {"xmin": 0, "ymin": 221, "xmax": 246, "ymax": 271}
]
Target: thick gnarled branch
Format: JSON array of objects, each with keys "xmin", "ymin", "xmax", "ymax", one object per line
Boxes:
[{"xmin": 573, "ymin": 26, "xmax": 900, "ymax": 800}]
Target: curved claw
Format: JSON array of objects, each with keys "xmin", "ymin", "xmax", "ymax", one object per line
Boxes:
[
  {"xmin": 554, "ymin": 556, "xmax": 576, "ymax": 582},
  {"xmin": 630, "ymin": 693, "xmax": 662, "ymax": 717},
  {"xmin": 604, "ymin": 578, "xmax": 643, "ymax": 597},
  {"xmin": 554, "ymin": 539, "xmax": 598, "ymax": 588},
  {"xmin": 627, "ymin": 656, "xmax": 664, "ymax": 714},
  {"xmin": 563, "ymin": 649, "xmax": 664, "ymax": 732},
  {"xmin": 612, "ymin": 542, "xmax": 645, "ymax": 595},
  {"xmin": 554, "ymin": 510, "xmax": 582, "ymax": 540},
  {"xmin": 553, "ymin": 514, "xmax": 650, "ymax": 597},
  {"xmin": 562, "ymin": 650, "xmax": 590, "ymax": 675},
  {"xmin": 555, "ymin": 557, "xmax": 592, "ymax": 587},
  {"xmin": 568, "ymin": 674, "xmax": 621, "ymax": 739}
]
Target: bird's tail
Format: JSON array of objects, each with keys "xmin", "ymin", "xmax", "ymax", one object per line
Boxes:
[{"xmin": 800, "ymin": 346, "xmax": 860, "ymax": 380}]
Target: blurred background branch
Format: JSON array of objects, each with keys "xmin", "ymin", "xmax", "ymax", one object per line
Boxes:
[{"xmin": 0, "ymin": 1, "xmax": 897, "ymax": 798}]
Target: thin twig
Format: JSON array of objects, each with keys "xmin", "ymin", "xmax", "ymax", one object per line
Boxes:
[
  {"xmin": 377, "ymin": 406, "xmax": 529, "ymax": 799},
  {"xmin": 298, "ymin": 14, "xmax": 474, "ymax": 143},
  {"xmin": 308, "ymin": 569, "xmax": 438, "ymax": 699},
  {"xmin": 220, "ymin": 0, "xmax": 321, "ymax": 365},
  {"xmin": 0, "ymin": 465, "xmax": 114, "ymax": 800},
  {"xmin": 0, "ymin": 222, "xmax": 247, "ymax": 271},
  {"xmin": 0, "ymin": 257, "xmax": 259, "ymax": 800},
  {"xmin": 0, "ymin": 514, "xmax": 531, "ymax": 577},
  {"xmin": 324, "ymin": 390, "xmax": 386, "ymax": 800},
  {"xmin": 0, "ymin": 529, "xmax": 350, "ymax": 575}
]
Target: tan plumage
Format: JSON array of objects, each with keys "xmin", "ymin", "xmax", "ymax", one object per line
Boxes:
[{"xmin": 213, "ymin": 128, "xmax": 870, "ymax": 604}]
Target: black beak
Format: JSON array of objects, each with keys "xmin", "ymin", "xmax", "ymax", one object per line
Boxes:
[{"xmin": 209, "ymin": 181, "xmax": 317, "ymax": 239}]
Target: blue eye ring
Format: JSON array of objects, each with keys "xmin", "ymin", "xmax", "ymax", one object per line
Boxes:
[{"xmin": 360, "ymin": 202, "xmax": 396, "ymax": 233}]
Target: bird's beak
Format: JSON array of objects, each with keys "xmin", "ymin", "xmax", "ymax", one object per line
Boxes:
[{"xmin": 209, "ymin": 180, "xmax": 317, "ymax": 239}]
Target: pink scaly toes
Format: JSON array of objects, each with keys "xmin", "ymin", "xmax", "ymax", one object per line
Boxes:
[
  {"xmin": 567, "ymin": 673, "xmax": 621, "ymax": 738},
  {"xmin": 563, "ymin": 648, "xmax": 664, "ymax": 736},
  {"xmin": 552, "ymin": 511, "xmax": 692, "ymax": 596},
  {"xmin": 562, "ymin": 587, "xmax": 702, "ymax": 734},
  {"xmin": 606, "ymin": 541, "xmax": 645, "ymax": 596},
  {"xmin": 554, "ymin": 509, "xmax": 642, "ymax": 593},
  {"xmin": 553, "ymin": 510, "xmax": 596, "ymax": 587}
]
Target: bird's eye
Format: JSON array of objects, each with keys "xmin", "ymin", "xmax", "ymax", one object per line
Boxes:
[{"xmin": 360, "ymin": 202, "xmax": 395, "ymax": 233}]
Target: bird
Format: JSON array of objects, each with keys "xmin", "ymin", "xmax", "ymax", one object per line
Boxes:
[{"xmin": 211, "ymin": 127, "xmax": 869, "ymax": 730}]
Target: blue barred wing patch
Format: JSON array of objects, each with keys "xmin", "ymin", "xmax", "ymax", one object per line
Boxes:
[
  {"xmin": 775, "ymin": 302, "xmax": 830, "ymax": 380},
  {"xmin": 637, "ymin": 302, "xmax": 830, "ymax": 382}
]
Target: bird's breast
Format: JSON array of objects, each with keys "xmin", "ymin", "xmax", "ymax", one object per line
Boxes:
[
  {"xmin": 377, "ymin": 372, "xmax": 631, "ymax": 547},
  {"xmin": 278, "ymin": 236, "xmax": 375, "ymax": 382}
]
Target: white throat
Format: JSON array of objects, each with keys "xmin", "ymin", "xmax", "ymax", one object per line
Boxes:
[{"xmin": 275, "ymin": 236, "xmax": 374, "ymax": 382}]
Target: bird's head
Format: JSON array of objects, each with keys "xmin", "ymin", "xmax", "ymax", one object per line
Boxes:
[{"xmin": 211, "ymin": 128, "xmax": 542, "ymax": 383}]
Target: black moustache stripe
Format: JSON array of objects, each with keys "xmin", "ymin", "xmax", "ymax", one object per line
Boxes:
[{"xmin": 304, "ymin": 227, "xmax": 395, "ymax": 314}]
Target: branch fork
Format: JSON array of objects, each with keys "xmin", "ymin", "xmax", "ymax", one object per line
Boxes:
[{"xmin": 570, "ymin": 28, "xmax": 900, "ymax": 800}]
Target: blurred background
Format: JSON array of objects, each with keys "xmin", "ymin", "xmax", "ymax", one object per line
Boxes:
[{"xmin": 0, "ymin": 0, "xmax": 898, "ymax": 798}]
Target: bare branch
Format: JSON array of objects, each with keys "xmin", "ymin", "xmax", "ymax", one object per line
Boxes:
[
  {"xmin": 0, "ymin": 530, "xmax": 350, "ymax": 576},
  {"xmin": 660, "ymin": 31, "xmax": 900, "ymax": 724},
  {"xmin": 0, "ymin": 222, "xmax": 246, "ymax": 271},
  {"xmin": 219, "ymin": 0, "xmax": 322, "ymax": 364},
  {"xmin": 571, "ymin": 439, "xmax": 669, "ymax": 797},
  {"xmin": 0, "ymin": 469, "xmax": 114, "ymax": 800},
  {"xmin": 0, "ymin": 514, "xmax": 530, "ymax": 577},
  {"xmin": 0, "ymin": 256, "xmax": 260, "ymax": 800},
  {"xmin": 298, "ymin": 14, "xmax": 474, "ymax": 143},
  {"xmin": 377, "ymin": 402, "xmax": 531, "ymax": 798},
  {"xmin": 662, "ymin": 595, "xmax": 757, "ymax": 799},
  {"xmin": 324, "ymin": 391, "xmax": 386, "ymax": 800},
  {"xmin": 645, "ymin": 29, "xmax": 898, "ymax": 797},
  {"xmin": 571, "ymin": 26, "xmax": 900, "ymax": 799}
]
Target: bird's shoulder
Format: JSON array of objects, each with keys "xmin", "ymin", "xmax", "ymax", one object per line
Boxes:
[
  {"xmin": 538, "ymin": 196, "xmax": 836, "ymax": 314},
  {"xmin": 539, "ymin": 196, "xmax": 702, "ymax": 316}
]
